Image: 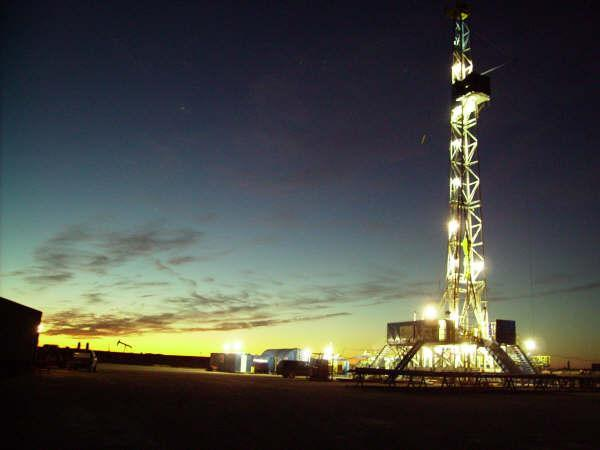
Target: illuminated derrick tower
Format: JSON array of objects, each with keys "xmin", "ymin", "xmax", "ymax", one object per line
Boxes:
[
  {"xmin": 441, "ymin": 2, "xmax": 491, "ymax": 340},
  {"xmin": 363, "ymin": 3, "xmax": 537, "ymax": 376}
]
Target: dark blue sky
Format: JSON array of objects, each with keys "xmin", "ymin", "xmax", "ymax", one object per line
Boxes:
[{"xmin": 1, "ymin": 1, "xmax": 598, "ymax": 362}]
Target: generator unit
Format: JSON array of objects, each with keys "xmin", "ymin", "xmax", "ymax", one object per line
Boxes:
[{"xmin": 387, "ymin": 319, "xmax": 456, "ymax": 345}]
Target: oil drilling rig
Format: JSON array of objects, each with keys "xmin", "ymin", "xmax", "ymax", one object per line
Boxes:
[{"xmin": 368, "ymin": 3, "xmax": 535, "ymax": 375}]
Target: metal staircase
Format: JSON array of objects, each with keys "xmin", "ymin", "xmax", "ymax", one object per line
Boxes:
[
  {"xmin": 505, "ymin": 344, "xmax": 536, "ymax": 374},
  {"xmin": 485, "ymin": 340, "xmax": 536, "ymax": 374},
  {"xmin": 362, "ymin": 344, "xmax": 392, "ymax": 369},
  {"xmin": 386, "ymin": 340, "xmax": 424, "ymax": 383}
]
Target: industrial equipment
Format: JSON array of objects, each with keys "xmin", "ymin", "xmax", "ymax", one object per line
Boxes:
[
  {"xmin": 361, "ymin": 2, "xmax": 535, "ymax": 376},
  {"xmin": 276, "ymin": 358, "xmax": 331, "ymax": 381},
  {"xmin": 208, "ymin": 352, "xmax": 253, "ymax": 373},
  {"xmin": 117, "ymin": 340, "xmax": 132, "ymax": 352},
  {"xmin": 252, "ymin": 348, "xmax": 308, "ymax": 373},
  {"xmin": 67, "ymin": 350, "xmax": 98, "ymax": 372}
]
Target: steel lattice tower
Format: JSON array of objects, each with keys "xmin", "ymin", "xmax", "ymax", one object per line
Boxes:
[
  {"xmin": 358, "ymin": 3, "xmax": 537, "ymax": 376},
  {"xmin": 441, "ymin": 3, "xmax": 491, "ymax": 340}
]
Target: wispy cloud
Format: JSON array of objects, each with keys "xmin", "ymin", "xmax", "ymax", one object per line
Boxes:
[
  {"xmin": 25, "ymin": 272, "xmax": 73, "ymax": 284},
  {"xmin": 279, "ymin": 276, "xmax": 438, "ymax": 310},
  {"xmin": 194, "ymin": 249, "xmax": 234, "ymax": 262},
  {"xmin": 29, "ymin": 226, "xmax": 433, "ymax": 339},
  {"xmin": 187, "ymin": 313, "xmax": 350, "ymax": 332},
  {"xmin": 111, "ymin": 280, "xmax": 172, "ymax": 290},
  {"xmin": 533, "ymin": 281, "xmax": 600, "ymax": 297},
  {"xmin": 534, "ymin": 272, "xmax": 574, "ymax": 286},
  {"xmin": 39, "ymin": 268, "xmax": 432, "ymax": 339},
  {"xmin": 83, "ymin": 292, "xmax": 107, "ymax": 304},
  {"xmin": 42, "ymin": 307, "xmax": 350, "ymax": 337},
  {"xmin": 43, "ymin": 310, "xmax": 178, "ymax": 337},
  {"xmin": 489, "ymin": 280, "xmax": 600, "ymax": 302},
  {"xmin": 154, "ymin": 259, "xmax": 197, "ymax": 289},
  {"xmin": 24, "ymin": 222, "xmax": 202, "ymax": 285},
  {"xmin": 167, "ymin": 256, "xmax": 196, "ymax": 265}
]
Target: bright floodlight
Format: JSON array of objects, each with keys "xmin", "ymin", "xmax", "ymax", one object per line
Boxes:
[
  {"xmin": 451, "ymin": 62, "xmax": 462, "ymax": 79},
  {"xmin": 301, "ymin": 348, "xmax": 312, "ymax": 362},
  {"xmin": 463, "ymin": 97, "xmax": 478, "ymax": 117},
  {"xmin": 37, "ymin": 323, "xmax": 45, "ymax": 333},
  {"xmin": 472, "ymin": 259, "xmax": 484, "ymax": 272},
  {"xmin": 423, "ymin": 304, "xmax": 438, "ymax": 321},
  {"xmin": 233, "ymin": 341, "xmax": 243, "ymax": 353},
  {"xmin": 447, "ymin": 219, "xmax": 459, "ymax": 234},
  {"xmin": 524, "ymin": 339, "xmax": 536, "ymax": 353},
  {"xmin": 323, "ymin": 343, "xmax": 334, "ymax": 361}
]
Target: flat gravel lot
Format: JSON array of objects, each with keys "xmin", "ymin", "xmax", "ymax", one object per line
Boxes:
[{"xmin": 4, "ymin": 364, "xmax": 599, "ymax": 449}]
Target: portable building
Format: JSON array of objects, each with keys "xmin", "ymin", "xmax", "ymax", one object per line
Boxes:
[
  {"xmin": 387, "ymin": 319, "xmax": 456, "ymax": 345},
  {"xmin": 208, "ymin": 352, "xmax": 226, "ymax": 371},
  {"xmin": 209, "ymin": 352, "xmax": 253, "ymax": 373},
  {"xmin": 254, "ymin": 348, "xmax": 302, "ymax": 373},
  {"xmin": 0, "ymin": 297, "xmax": 42, "ymax": 373},
  {"xmin": 495, "ymin": 319, "xmax": 516, "ymax": 345}
]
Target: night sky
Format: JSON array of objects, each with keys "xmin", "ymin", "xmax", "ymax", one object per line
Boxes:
[{"xmin": 2, "ymin": 1, "xmax": 598, "ymax": 365}]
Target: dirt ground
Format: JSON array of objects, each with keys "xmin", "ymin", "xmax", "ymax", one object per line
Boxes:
[{"xmin": 3, "ymin": 363, "xmax": 599, "ymax": 449}]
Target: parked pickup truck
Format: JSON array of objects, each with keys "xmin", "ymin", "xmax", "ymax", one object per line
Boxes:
[
  {"xmin": 276, "ymin": 360, "xmax": 311, "ymax": 378},
  {"xmin": 67, "ymin": 350, "xmax": 98, "ymax": 372},
  {"xmin": 276, "ymin": 359, "xmax": 330, "ymax": 380}
]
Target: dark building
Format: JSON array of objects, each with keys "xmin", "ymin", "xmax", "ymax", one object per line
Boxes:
[
  {"xmin": 208, "ymin": 352, "xmax": 253, "ymax": 373},
  {"xmin": 387, "ymin": 320, "xmax": 456, "ymax": 345},
  {"xmin": 255, "ymin": 348, "xmax": 303, "ymax": 373},
  {"xmin": 495, "ymin": 319, "xmax": 517, "ymax": 345},
  {"xmin": 0, "ymin": 297, "xmax": 42, "ymax": 374}
]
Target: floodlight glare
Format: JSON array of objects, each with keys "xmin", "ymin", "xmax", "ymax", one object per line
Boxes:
[
  {"xmin": 472, "ymin": 259, "xmax": 484, "ymax": 273},
  {"xmin": 301, "ymin": 348, "xmax": 312, "ymax": 362},
  {"xmin": 423, "ymin": 304, "xmax": 438, "ymax": 321},
  {"xmin": 524, "ymin": 339, "xmax": 536, "ymax": 353},
  {"xmin": 448, "ymin": 219, "xmax": 459, "ymax": 234},
  {"xmin": 451, "ymin": 62, "xmax": 462, "ymax": 79},
  {"xmin": 323, "ymin": 343, "xmax": 334, "ymax": 361}
]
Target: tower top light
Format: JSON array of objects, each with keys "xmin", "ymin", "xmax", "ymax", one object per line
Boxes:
[{"xmin": 446, "ymin": 2, "xmax": 470, "ymax": 20}]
